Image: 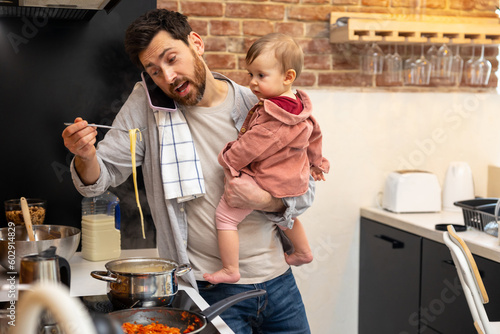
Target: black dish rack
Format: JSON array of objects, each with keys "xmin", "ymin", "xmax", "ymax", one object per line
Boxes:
[{"xmin": 454, "ymin": 198, "xmax": 500, "ymax": 231}]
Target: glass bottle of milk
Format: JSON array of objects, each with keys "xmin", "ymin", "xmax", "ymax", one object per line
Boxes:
[{"xmin": 81, "ymin": 191, "xmax": 121, "ymax": 261}]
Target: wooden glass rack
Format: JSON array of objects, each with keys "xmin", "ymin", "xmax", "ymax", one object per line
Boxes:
[{"xmin": 330, "ymin": 13, "xmax": 500, "ymax": 45}]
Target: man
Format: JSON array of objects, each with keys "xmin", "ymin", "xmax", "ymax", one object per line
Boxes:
[{"xmin": 62, "ymin": 9, "xmax": 313, "ymax": 333}]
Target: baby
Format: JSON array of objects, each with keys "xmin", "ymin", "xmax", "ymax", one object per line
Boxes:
[{"xmin": 204, "ymin": 33, "xmax": 330, "ymax": 284}]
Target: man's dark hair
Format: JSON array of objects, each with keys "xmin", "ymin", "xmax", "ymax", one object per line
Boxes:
[{"xmin": 124, "ymin": 9, "xmax": 192, "ymax": 70}]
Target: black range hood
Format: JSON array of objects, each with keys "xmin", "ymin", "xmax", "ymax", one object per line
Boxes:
[{"xmin": 0, "ymin": 0, "xmax": 122, "ymax": 20}]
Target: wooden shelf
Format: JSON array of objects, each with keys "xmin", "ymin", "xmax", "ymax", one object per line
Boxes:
[{"xmin": 330, "ymin": 13, "xmax": 500, "ymax": 45}]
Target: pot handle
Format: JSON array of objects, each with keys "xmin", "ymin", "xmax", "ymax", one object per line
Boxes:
[
  {"xmin": 175, "ymin": 263, "xmax": 192, "ymax": 277},
  {"xmin": 90, "ymin": 270, "xmax": 121, "ymax": 283},
  {"xmin": 201, "ymin": 289, "xmax": 266, "ymax": 321}
]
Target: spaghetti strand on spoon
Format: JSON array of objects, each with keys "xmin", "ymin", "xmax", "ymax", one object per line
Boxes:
[{"xmin": 129, "ymin": 128, "xmax": 146, "ymax": 239}]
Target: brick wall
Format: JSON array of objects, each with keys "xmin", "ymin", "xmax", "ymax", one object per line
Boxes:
[{"xmin": 158, "ymin": 0, "xmax": 499, "ymax": 90}]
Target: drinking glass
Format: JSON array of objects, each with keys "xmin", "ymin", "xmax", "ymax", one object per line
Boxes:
[
  {"xmin": 414, "ymin": 45, "xmax": 431, "ymax": 85},
  {"xmin": 360, "ymin": 44, "xmax": 369, "ymax": 73},
  {"xmin": 450, "ymin": 45, "xmax": 464, "ymax": 86},
  {"xmin": 382, "ymin": 45, "xmax": 403, "ymax": 85},
  {"xmin": 384, "ymin": 44, "xmax": 392, "ymax": 64},
  {"xmin": 430, "ymin": 44, "xmax": 453, "ymax": 86},
  {"xmin": 389, "ymin": 45, "xmax": 403, "ymax": 85},
  {"xmin": 381, "ymin": 45, "xmax": 392, "ymax": 85},
  {"xmin": 426, "ymin": 44, "xmax": 438, "ymax": 61},
  {"xmin": 467, "ymin": 45, "xmax": 491, "ymax": 86},
  {"xmin": 404, "ymin": 45, "xmax": 417, "ymax": 85},
  {"xmin": 464, "ymin": 45, "xmax": 476, "ymax": 86},
  {"xmin": 361, "ymin": 43, "xmax": 384, "ymax": 75}
]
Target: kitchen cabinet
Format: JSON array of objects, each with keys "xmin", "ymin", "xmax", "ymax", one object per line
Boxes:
[
  {"xmin": 420, "ymin": 238, "xmax": 473, "ymax": 333},
  {"xmin": 421, "ymin": 238, "xmax": 500, "ymax": 333},
  {"xmin": 359, "ymin": 218, "xmax": 421, "ymax": 334},
  {"xmin": 360, "ymin": 216, "xmax": 500, "ymax": 334}
]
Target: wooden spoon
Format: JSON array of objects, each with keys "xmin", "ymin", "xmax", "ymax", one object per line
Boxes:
[{"xmin": 20, "ymin": 197, "xmax": 35, "ymax": 241}]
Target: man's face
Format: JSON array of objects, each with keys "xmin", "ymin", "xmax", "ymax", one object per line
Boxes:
[{"xmin": 139, "ymin": 30, "xmax": 206, "ymax": 106}]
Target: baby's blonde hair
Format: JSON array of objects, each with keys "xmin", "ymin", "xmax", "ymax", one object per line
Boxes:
[{"xmin": 246, "ymin": 33, "xmax": 304, "ymax": 78}]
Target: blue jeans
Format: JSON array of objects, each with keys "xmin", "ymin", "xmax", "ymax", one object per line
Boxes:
[{"xmin": 197, "ymin": 268, "xmax": 310, "ymax": 334}]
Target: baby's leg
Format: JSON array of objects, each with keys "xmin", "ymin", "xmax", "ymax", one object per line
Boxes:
[
  {"xmin": 283, "ymin": 218, "xmax": 313, "ymax": 266},
  {"xmin": 203, "ymin": 230, "xmax": 241, "ymax": 284},
  {"xmin": 203, "ymin": 196, "xmax": 251, "ymax": 284}
]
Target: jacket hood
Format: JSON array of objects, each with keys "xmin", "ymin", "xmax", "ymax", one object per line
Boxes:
[{"xmin": 261, "ymin": 90, "xmax": 312, "ymax": 125}]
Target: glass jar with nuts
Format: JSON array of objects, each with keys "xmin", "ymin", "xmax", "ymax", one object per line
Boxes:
[{"xmin": 4, "ymin": 199, "xmax": 46, "ymax": 225}]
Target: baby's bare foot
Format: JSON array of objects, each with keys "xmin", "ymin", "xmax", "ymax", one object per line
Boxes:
[
  {"xmin": 203, "ymin": 268, "xmax": 241, "ymax": 284},
  {"xmin": 285, "ymin": 251, "xmax": 313, "ymax": 266}
]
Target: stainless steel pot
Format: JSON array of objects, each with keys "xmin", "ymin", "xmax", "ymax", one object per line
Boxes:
[{"xmin": 90, "ymin": 257, "xmax": 191, "ymax": 309}]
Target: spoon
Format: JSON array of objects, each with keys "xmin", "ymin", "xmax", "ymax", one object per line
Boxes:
[
  {"xmin": 63, "ymin": 123, "xmax": 147, "ymax": 133},
  {"xmin": 20, "ymin": 197, "xmax": 35, "ymax": 241}
]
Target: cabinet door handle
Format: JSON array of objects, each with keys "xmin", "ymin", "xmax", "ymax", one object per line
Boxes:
[
  {"xmin": 443, "ymin": 259, "xmax": 454, "ymax": 266},
  {"xmin": 374, "ymin": 234, "xmax": 405, "ymax": 249}
]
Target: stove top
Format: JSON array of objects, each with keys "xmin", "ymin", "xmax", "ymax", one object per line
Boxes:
[{"xmin": 80, "ymin": 290, "xmax": 220, "ymax": 333}]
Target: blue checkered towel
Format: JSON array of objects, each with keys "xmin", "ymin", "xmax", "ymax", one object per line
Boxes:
[{"xmin": 157, "ymin": 108, "xmax": 205, "ymax": 203}]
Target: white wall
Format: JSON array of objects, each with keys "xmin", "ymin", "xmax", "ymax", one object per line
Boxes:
[{"xmin": 294, "ymin": 90, "xmax": 500, "ymax": 333}]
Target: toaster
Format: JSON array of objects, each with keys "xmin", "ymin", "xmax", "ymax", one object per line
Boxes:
[{"xmin": 382, "ymin": 170, "xmax": 441, "ymax": 213}]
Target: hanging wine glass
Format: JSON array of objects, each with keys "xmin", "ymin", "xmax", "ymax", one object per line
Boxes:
[
  {"xmin": 359, "ymin": 44, "xmax": 369, "ymax": 74},
  {"xmin": 389, "ymin": 44, "xmax": 403, "ymax": 85},
  {"xmin": 404, "ymin": 44, "xmax": 417, "ymax": 85},
  {"xmin": 384, "ymin": 44, "xmax": 392, "ymax": 65},
  {"xmin": 450, "ymin": 45, "xmax": 464, "ymax": 86},
  {"xmin": 426, "ymin": 44, "xmax": 438, "ymax": 77},
  {"xmin": 361, "ymin": 43, "xmax": 384, "ymax": 75},
  {"xmin": 468, "ymin": 44, "xmax": 491, "ymax": 86},
  {"xmin": 414, "ymin": 44, "xmax": 431, "ymax": 85},
  {"xmin": 426, "ymin": 44, "xmax": 438, "ymax": 61},
  {"xmin": 464, "ymin": 44, "xmax": 476, "ymax": 86},
  {"xmin": 383, "ymin": 44, "xmax": 403, "ymax": 86},
  {"xmin": 431, "ymin": 44, "xmax": 453, "ymax": 86},
  {"xmin": 382, "ymin": 44, "xmax": 393, "ymax": 85}
]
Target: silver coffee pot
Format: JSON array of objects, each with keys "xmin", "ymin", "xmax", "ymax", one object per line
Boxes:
[
  {"xmin": 19, "ymin": 246, "xmax": 71, "ymax": 334},
  {"xmin": 20, "ymin": 246, "xmax": 71, "ymax": 286}
]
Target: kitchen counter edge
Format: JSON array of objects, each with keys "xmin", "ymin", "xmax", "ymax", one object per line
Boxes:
[{"xmin": 360, "ymin": 207, "xmax": 500, "ymax": 263}]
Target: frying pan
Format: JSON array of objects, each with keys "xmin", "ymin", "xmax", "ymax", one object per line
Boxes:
[{"xmin": 109, "ymin": 289, "xmax": 266, "ymax": 333}]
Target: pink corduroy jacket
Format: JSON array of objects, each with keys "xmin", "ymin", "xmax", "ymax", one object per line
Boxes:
[{"xmin": 218, "ymin": 90, "xmax": 330, "ymax": 198}]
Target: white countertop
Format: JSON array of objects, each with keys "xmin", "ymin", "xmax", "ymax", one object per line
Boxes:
[
  {"xmin": 361, "ymin": 207, "xmax": 500, "ymax": 263},
  {"xmin": 0, "ymin": 248, "xmax": 233, "ymax": 333}
]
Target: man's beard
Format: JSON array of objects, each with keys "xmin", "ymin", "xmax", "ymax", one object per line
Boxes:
[{"xmin": 170, "ymin": 49, "xmax": 206, "ymax": 106}]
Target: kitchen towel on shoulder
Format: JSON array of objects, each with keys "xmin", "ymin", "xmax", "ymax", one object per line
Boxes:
[{"xmin": 156, "ymin": 107, "xmax": 205, "ymax": 203}]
